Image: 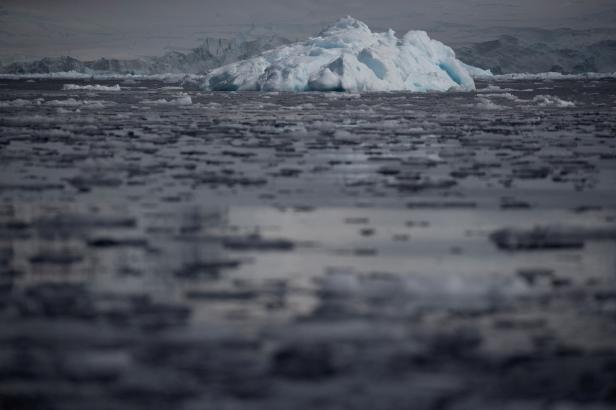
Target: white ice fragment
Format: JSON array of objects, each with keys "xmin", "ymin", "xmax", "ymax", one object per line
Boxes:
[
  {"xmin": 0, "ymin": 98, "xmax": 42, "ymax": 107},
  {"xmin": 202, "ymin": 16, "xmax": 482, "ymax": 92},
  {"xmin": 475, "ymin": 97, "xmax": 507, "ymax": 110},
  {"xmin": 481, "ymin": 92, "xmax": 522, "ymax": 102},
  {"xmin": 532, "ymin": 95, "xmax": 575, "ymax": 108},
  {"xmin": 476, "ymin": 85, "xmax": 515, "ymax": 93},
  {"xmin": 321, "ymin": 92, "xmax": 362, "ymax": 99},
  {"xmin": 43, "ymin": 98, "xmax": 110, "ymax": 108},
  {"xmin": 62, "ymin": 84, "xmax": 121, "ymax": 91},
  {"xmin": 141, "ymin": 92, "xmax": 192, "ymax": 106}
]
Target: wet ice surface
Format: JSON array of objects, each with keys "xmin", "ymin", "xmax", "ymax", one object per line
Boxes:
[{"xmin": 1, "ymin": 78, "xmax": 616, "ymax": 409}]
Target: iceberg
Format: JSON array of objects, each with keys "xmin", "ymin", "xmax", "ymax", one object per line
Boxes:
[{"xmin": 201, "ymin": 16, "xmax": 480, "ymax": 92}]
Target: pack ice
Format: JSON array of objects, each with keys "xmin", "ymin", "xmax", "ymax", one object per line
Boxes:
[{"xmin": 202, "ymin": 17, "xmax": 485, "ymax": 92}]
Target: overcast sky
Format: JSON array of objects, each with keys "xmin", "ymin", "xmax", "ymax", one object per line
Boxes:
[{"xmin": 1, "ymin": 0, "xmax": 615, "ymax": 61}]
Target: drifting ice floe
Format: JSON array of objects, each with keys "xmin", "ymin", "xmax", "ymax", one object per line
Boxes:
[
  {"xmin": 62, "ymin": 84, "xmax": 121, "ymax": 91},
  {"xmin": 475, "ymin": 97, "xmax": 507, "ymax": 110},
  {"xmin": 141, "ymin": 92, "xmax": 192, "ymax": 106},
  {"xmin": 202, "ymin": 16, "xmax": 485, "ymax": 92},
  {"xmin": 532, "ymin": 95, "xmax": 575, "ymax": 108},
  {"xmin": 0, "ymin": 98, "xmax": 41, "ymax": 107},
  {"xmin": 475, "ymin": 93, "xmax": 576, "ymax": 110},
  {"xmin": 43, "ymin": 98, "xmax": 109, "ymax": 108}
]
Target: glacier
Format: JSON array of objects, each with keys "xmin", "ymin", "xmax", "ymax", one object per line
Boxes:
[{"xmin": 201, "ymin": 17, "xmax": 486, "ymax": 92}]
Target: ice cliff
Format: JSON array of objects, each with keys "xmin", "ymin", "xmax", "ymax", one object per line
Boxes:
[
  {"xmin": 0, "ymin": 36, "xmax": 289, "ymax": 76},
  {"xmin": 202, "ymin": 17, "xmax": 485, "ymax": 92}
]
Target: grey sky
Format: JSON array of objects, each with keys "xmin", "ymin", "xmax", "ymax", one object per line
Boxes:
[{"xmin": 1, "ymin": 0, "xmax": 615, "ymax": 61}]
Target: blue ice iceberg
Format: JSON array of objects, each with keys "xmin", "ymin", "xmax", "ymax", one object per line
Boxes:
[{"xmin": 202, "ymin": 17, "xmax": 487, "ymax": 92}]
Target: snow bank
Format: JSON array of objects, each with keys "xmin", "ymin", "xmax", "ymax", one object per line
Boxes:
[
  {"xmin": 63, "ymin": 84, "xmax": 121, "ymax": 91},
  {"xmin": 202, "ymin": 16, "xmax": 480, "ymax": 92}
]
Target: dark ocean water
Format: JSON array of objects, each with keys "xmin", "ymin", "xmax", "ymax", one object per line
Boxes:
[{"xmin": 1, "ymin": 78, "xmax": 615, "ymax": 409}]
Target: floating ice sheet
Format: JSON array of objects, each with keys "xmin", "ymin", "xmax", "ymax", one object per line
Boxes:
[
  {"xmin": 141, "ymin": 92, "xmax": 192, "ymax": 106},
  {"xmin": 62, "ymin": 84, "xmax": 121, "ymax": 91}
]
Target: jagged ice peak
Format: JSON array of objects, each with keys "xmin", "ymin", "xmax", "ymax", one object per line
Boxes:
[{"xmin": 202, "ymin": 16, "xmax": 489, "ymax": 92}]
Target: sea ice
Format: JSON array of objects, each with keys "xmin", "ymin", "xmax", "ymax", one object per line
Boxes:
[
  {"xmin": 476, "ymin": 97, "xmax": 507, "ymax": 110},
  {"xmin": 0, "ymin": 98, "xmax": 42, "ymax": 107},
  {"xmin": 476, "ymin": 85, "xmax": 515, "ymax": 93},
  {"xmin": 141, "ymin": 92, "xmax": 192, "ymax": 106},
  {"xmin": 472, "ymin": 92, "xmax": 575, "ymax": 109},
  {"xmin": 532, "ymin": 95, "xmax": 575, "ymax": 108},
  {"xmin": 201, "ymin": 16, "xmax": 481, "ymax": 92},
  {"xmin": 62, "ymin": 84, "xmax": 121, "ymax": 91},
  {"xmin": 43, "ymin": 98, "xmax": 109, "ymax": 108}
]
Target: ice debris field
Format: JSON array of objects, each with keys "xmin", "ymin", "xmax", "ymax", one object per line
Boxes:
[
  {"xmin": 202, "ymin": 17, "xmax": 490, "ymax": 92},
  {"xmin": 1, "ymin": 76, "xmax": 616, "ymax": 410}
]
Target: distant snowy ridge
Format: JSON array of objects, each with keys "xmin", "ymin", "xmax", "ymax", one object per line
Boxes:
[
  {"xmin": 488, "ymin": 72, "xmax": 616, "ymax": 80},
  {"xmin": 456, "ymin": 32, "xmax": 616, "ymax": 75},
  {"xmin": 3, "ymin": 25, "xmax": 616, "ymax": 77},
  {"xmin": 202, "ymin": 17, "xmax": 483, "ymax": 92},
  {"xmin": 0, "ymin": 36, "xmax": 290, "ymax": 76},
  {"xmin": 0, "ymin": 72, "xmax": 206, "ymax": 83}
]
